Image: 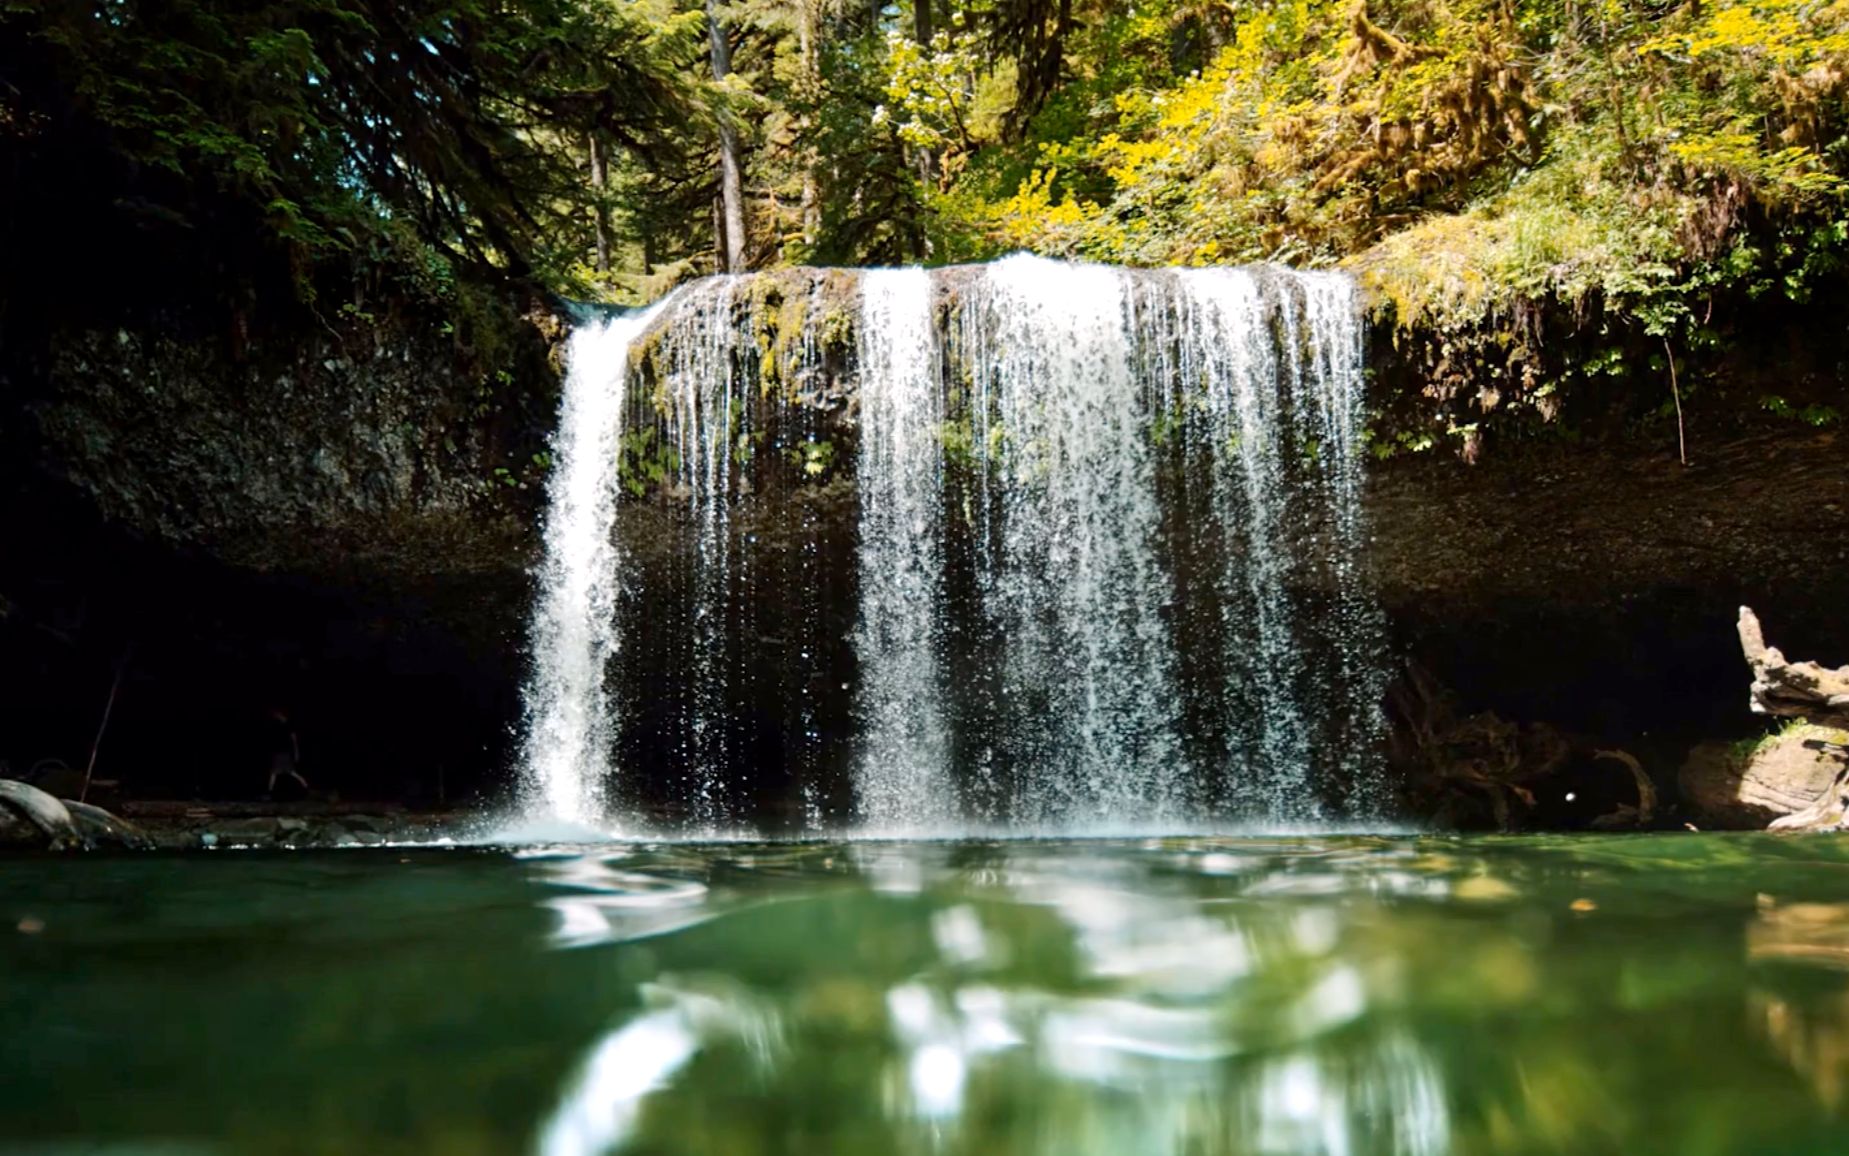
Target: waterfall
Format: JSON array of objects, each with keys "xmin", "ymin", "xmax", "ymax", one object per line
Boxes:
[
  {"xmin": 1173, "ymin": 269, "xmax": 1317, "ymax": 819},
  {"xmin": 662, "ymin": 278, "xmax": 745, "ymax": 824},
  {"xmin": 520, "ymin": 258, "xmax": 1385, "ymax": 832},
  {"xmin": 519, "ymin": 299, "xmax": 672, "ymax": 825},
  {"xmin": 1162, "ymin": 267, "xmax": 1387, "ymax": 819},
  {"xmin": 853, "ymin": 268, "xmax": 954, "ymax": 828},
  {"xmin": 961, "ymin": 255, "xmax": 1185, "ymax": 824},
  {"xmin": 1298, "ymin": 272, "xmax": 1387, "ymax": 811}
]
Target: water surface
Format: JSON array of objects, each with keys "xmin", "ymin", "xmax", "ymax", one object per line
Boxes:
[{"xmin": 6, "ymin": 834, "xmax": 1849, "ymax": 1154}]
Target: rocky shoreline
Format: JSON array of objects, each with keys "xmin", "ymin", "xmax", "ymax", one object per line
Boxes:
[{"xmin": 0, "ymin": 785, "xmax": 466, "ymax": 851}]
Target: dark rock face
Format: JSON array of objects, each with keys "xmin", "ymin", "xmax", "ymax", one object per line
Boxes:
[
  {"xmin": 2, "ymin": 303, "xmax": 560, "ymax": 806},
  {"xmin": 1370, "ymin": 430, "xmax": 1849, "ymax": 737},
  {"xmin": 31, "ymin": 318, "xmax": 554, "ymax": 577}
]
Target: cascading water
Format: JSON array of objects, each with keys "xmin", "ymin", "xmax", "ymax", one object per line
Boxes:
[
  {"xmin": 1160, "ymin": 267, "xmax": 1389, "ymax": 819},
  {"xmin": 1173, "ymin": 269, "xmax": 1314, "ymax": 818},
  {"xmin": 852, "ymin": 268, "xmax": 954, "ymax": 828},
  {"xmin": 960, "ymin": 256, "xmax": 1185, "ymax": 824},
  {"xmin": 1298, "ymin": 274, "xmax": 1387, "ymax": 808},
  {"xmin": 519, "ymin": 299, "xmax": 672, "ymax": 826},
  {"xmin": 520, "ymin": 258, "xmax": 1385, "ymax": 832},
  {"xmin": 662, "ymin": 278, "xmax": 745, "ymax": 824}
]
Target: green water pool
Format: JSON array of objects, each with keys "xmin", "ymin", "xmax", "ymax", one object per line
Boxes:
[{"xmin": 5, "ymin": 834, "xmax": 1849, "ymax": 1154}]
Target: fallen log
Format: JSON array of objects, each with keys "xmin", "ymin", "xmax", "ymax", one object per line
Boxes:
[
  {"xmin": 1738, "ymin": 607, "xmax": 1849, "ymax": 730},
  {"xmin": 1736, "ymin": 608, "xmax": 1849, "ymax": 831}
]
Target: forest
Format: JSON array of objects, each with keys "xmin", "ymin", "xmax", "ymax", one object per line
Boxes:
[{"xmin": 8, "ymin": 2, "xmax": 1849, "ymax": 399}]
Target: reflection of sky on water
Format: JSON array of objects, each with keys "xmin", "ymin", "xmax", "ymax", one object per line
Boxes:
[{"xmin": 523, "ymin": 839, "xmax": 1849, "ymax": 1156}]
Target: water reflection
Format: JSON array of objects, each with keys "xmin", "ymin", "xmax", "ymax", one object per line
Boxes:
[
  {"xmin": 522, "ymin": 838, "xmax": 1668, "ymax": 1155},
  {"xmin": 11, "ymin": 837, "xmax": 1849, "ymax": 1153},
  {"xmin": 541, "ymin": 977, "xmax": 783, "ymax": 1156},
  {"xmin": 1751, "ymin": 897, "xmax": 1849, "ymax": 1112},
  {"xmin": 528, "ymin": 849, "xmax": 714, "ymax": 947}
]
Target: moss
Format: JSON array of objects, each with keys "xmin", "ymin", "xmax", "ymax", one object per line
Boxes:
[
  {"xmin": 616, "ymin": 425, "xmax": 680, "ymax": 498},
  {"xmin": 937, "ymin": 417, "xmax": 975, "ymax": 471},
  {"xmin": 1728, "ymin": 719, "xmax": 1849, "ymax": 766}
]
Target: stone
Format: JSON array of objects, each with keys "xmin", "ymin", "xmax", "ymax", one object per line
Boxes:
[
  {"xmin": 0, "ymin": 804, "xmax": 46, "ymax": 849},
  {"xmin": 61, "ymin": 799, "xmax": 154, "ymax": 850},
  {"xmin": 0, "ymin": 779, "xmax": 80, "ymax": 849},
  {"xmin": 1680, "ymin": 727, "xmax": 1849, "ymax": 829},
  {"xmin": 209, "ymin": 817, "xmax": 283, "ymax": 845}
]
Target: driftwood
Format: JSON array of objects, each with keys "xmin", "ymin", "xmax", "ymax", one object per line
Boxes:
[
  {"xmin": 1389, "ymin": 661, "xmax": 1568, "ymax": 829},
  {"xmin": 1589, "ymin": 748, "xmax": 1656, "ymax": 829},
  {"xmin": 1737, "ymin": 608, "xmax": 1849, "ymax": 831},
  {"xmin": 1739, "ymin": 606, "xmax": 1849, "ymax": 730}
]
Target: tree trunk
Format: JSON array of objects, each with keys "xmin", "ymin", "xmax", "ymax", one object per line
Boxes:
[
  {"xmin": 587, "ymin": 134, "xmax": 611, "ymax": 274},
  {"xmin": 911, "ymin": 0, "xmax": 938, "ymax": 256},
  {"xmin": 797, "ymin": 0, "xmax": 820, "ymax": 248},
  {"xmin": 709, "ymin": 0, "xmax": 747, "ymax": 273}
]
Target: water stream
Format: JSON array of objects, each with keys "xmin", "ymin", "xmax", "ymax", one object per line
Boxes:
[{"xmin": 853, "ymin": 267, "xmax": 954, "ymax": 828}]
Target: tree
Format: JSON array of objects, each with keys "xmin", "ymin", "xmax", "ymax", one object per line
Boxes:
[
  {"xmin": 708, "ymin": 0, "xmax": 749, "ymax": 272},
  {"xmin": 0, "ymin": 0, "xmax": 699, "ymax": 317}
]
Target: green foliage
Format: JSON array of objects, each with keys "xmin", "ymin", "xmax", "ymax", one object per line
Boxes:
[
  {"xmin": 1760, "ymin": 395, "xmax": 1842, "ymax": 426},
  {"xmin": 10, "ymin": 0, "xmax": 1849, "ymax": 456},
  {"xmin": 2, "ymin": 0, "xmax": 696, "ymax": 316},
  {"xmin": 618, "ymin": 425, "xmax": 680, "ymax": 498},
  {"xmin": 789, "ymin": 436, "xmax": 836, "ymax": 479}
]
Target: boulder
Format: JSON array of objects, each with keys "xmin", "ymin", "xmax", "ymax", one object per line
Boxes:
[
  {"xmin": 1681, "ymin": 727, "xmax": 1849, "ymax": 829},
  {"xmin": 0, "ymin": 779, "xmax": 80, "ymax": 849},
  {"xmin": 0, "ymin": 803, "xmax": 45, "ymax": 848}
]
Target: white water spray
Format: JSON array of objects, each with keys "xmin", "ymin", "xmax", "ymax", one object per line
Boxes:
[
  {"xmin": 964, "ymin": 255, "xmax": 1184, "ymax": 824},
  {"xmin": 519, "ymin": 301, "xmax": 670, "ymax": 825},
  {"xmin": 853, "ymin": 267, "xmax": 954, "ymax": 827}
]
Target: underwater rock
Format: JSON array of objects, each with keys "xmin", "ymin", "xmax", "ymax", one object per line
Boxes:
[{"xmin": 206, "ymin": 817, "xmax": 286, "ymax": 846}]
